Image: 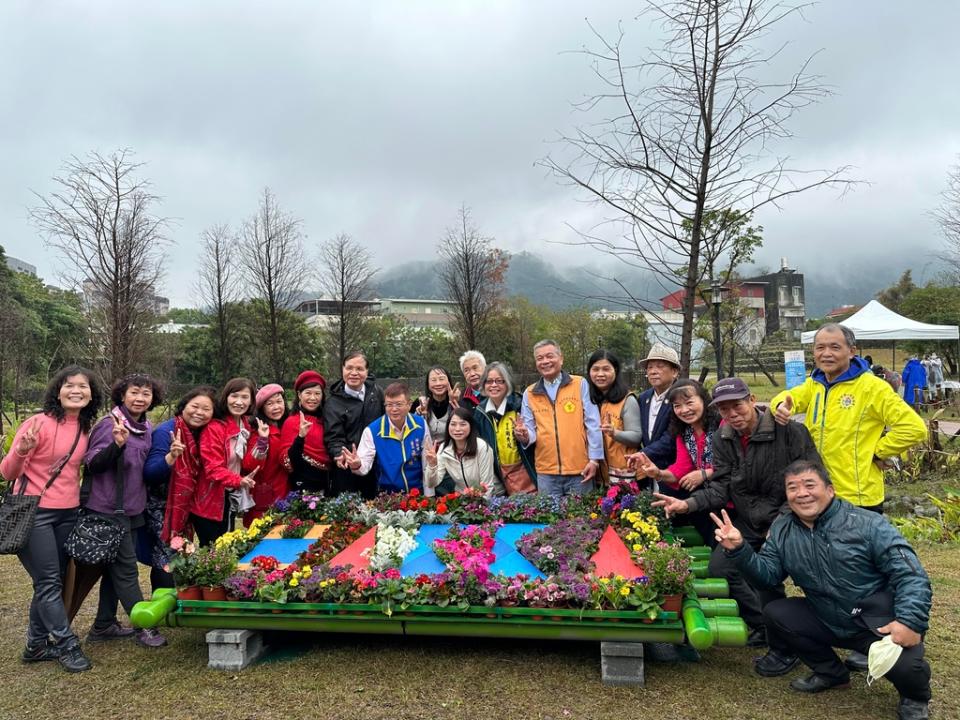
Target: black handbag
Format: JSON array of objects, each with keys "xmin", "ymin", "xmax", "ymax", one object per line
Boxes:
[
  {"xmin": 65, "ymin": 450, "xmax": 127, "ymax": 565},
  {"xmin": 0, "ymin": 426, "xmax": 82, "ymax": 555}
]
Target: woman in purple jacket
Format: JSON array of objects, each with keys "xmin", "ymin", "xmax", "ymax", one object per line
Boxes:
[{"xmin": 81, "ymin": 374, "xmax": 167, "ymax": 648}]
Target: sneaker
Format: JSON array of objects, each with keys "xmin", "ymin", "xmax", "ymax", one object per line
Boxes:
[
  {"xmin": 58, "ymin": 645, "xmax": 92, "ymax": 673},
  {"xmin": 87, "ymin": 622, "xmax": 136, "ymax": 642},
  {"xmin": 753, "ymin": 649, "xmax": 800, "ymax": 677},
  {"xmin": 897, "ymin": 697, "xmax": 930, "ymax": 720},
  {"xmin": 135, "ymin": 628, "xmax": 168, "ymax": 648},
  {"xmin": 22, "ymin": 641, "xmax": 61, "ymax": 663}
]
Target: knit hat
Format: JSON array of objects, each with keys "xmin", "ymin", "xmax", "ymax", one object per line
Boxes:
[
  {"xmin": 294, "ymin": 370, "xmax": 326, "ymax": 392},
  {"xmin": 255, "ymin": 383, "xmax": 284, "ymax": 410}
]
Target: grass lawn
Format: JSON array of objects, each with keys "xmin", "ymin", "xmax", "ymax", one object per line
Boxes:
[{"xmin": 0, "ymin": 544, "xmax": 957, "ymax": 720}]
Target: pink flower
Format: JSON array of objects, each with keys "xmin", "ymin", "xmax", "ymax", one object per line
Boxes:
[{"xmin": 170, "ymin": 536, "xmax": 185, "ymax": 552}]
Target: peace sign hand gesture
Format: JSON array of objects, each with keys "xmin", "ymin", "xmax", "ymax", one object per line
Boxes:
[
  {"xmin": 710, "ymin": 509, "xmax": 743, "ymax": 551},
  {"xmin": 424, "ymin": 441, "xmax": 440, "ymax": 468},
  {"xmin": 167, "ymin": 429, "xmax": 186, "ymax": 464},
  {"xmin": 256, "ymin": 418, "xmax": 271, "ymax": 439},
  {"xmin": 239, "ymin": 466, "xmax": 258, "ymax": 490},
  {"xmin": 16, "ymin": 419, "xmax": 41, "ymax": 456},
  {"xmin": 338, "ymin": 444, "xmax": 361, "ymax": 471},
  {"xmin": 298, "ymin": 411, "xmax": 311, "ymax": 439},
  {"xmin": 449, "ymin": 382, "xmax": 462, "ymax": 409},
  {"xmin": 112, "ymin": 413, "xmax": 130, "ymax": 448}
]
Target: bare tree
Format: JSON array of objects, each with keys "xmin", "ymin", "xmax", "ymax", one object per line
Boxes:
[
  {"xmin": 196, "ymin": 223, "xmax": 240, "ymax": 383},
  {"xmin": 542, "ymin": 1, "xmax": 853, "ymax": 372},
  {"xmin": 239, "ymin": 188, "xmax": 308, "ymax": 381},
  {"xmin": 934, "ymin": 156, "xmax": 960, "ymax": 279},
  {"xmin": 437, "ymin": 205, "xmax": 509, "ymax": 350},
  {"xmin": 30, "ymin": 150, "xmax": 167, "ymax": 380},
  {"xmin": 318, "ymin": 233, "xmax": 378, "ymax": 370}
]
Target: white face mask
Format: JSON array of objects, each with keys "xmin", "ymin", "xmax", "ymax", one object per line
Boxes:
[{"xmin": 867, "ymin": 635, "xmax": 904, "ymax": 686}]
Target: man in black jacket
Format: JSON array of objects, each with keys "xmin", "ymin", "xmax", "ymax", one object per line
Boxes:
[
  {"xmin": 653, "ymin": 377, "xmax": 820, "ymax": 649},
  {"xmin": 324, "ymin": 351, "xmax": 385, "ymax": 499},
  {"xmin": 714, "ymin": 460, "xmax": 932, "ymax": 720}
]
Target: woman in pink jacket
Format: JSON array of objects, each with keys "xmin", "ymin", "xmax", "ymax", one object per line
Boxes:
[{"xmin": 0, "ymin": 366, "xmax": 103, "ymax": 673}]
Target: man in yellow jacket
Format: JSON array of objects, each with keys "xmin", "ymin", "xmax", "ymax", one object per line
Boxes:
[{"xmin": 772, "ymin": 324, "xmax": 926, "ymax": 512}]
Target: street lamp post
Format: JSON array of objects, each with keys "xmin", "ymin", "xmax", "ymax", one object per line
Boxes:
[{"xmin": 711, "ymin": 280, "xmax": 723, "ymax": 380}]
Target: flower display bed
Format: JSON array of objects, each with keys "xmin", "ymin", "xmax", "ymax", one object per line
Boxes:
[{"xmin": 132, "ymin": 486, "xmax": 747, "ymax": 676}]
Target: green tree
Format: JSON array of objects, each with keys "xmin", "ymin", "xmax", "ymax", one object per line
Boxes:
[
  {"xmin": 876, "ymin": 270, "xmax": 916, "ymax": 313},
  {"xmin": 900, "ymin": 284, "xmax": 960, "ymax": 374}
]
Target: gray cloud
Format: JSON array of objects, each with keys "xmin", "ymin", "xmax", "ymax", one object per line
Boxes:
[{"xmin": 2, "ymin": 0, "xmax": 958, "ymax": 305}]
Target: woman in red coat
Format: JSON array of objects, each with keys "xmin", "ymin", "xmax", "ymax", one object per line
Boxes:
[
  {"xmin": 280, "ymin": 370, "xmax": 331, "ymax": 494},
  {"xmin": 242, "ymin": 383, "xmax": 290, "ymax": 526},
  {"xmin": 192, "ymin": 377, "xmax": 258, "ymax": 546}
]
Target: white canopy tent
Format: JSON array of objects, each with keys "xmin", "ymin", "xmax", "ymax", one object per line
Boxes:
[{"xmin": 800, "ymin": 300, "xmax": 959, "ymax": 344}]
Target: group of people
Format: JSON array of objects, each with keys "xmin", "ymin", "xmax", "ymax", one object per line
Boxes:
[
  {"xmin": 901, "ymin": 353, "xmax": 946, "ymax": 409},
  {"xmin": 0, "ymin": 325, "xmax": 937, "ymax": 718}
]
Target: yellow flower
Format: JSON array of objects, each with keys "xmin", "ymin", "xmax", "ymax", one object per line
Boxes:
[
  {"xmin": 615, "ymin": 575, "xmax": 624, "ymax": 582},
  {"xmin": 632, "ymin": 544, "xmax": 642, "ymax": 552},
  {"xmin": 599, "ymin": 577, "xmax": 610, "ymax": 585},
  {"xmin": 590, "ymin": 512, "xmax": 598, "ymax": 520},
  {"xmin": 289, "ymin": 578, "xmax": 299, "ymax": 587},
  {"xmin": 619, "ymin": 586, "xmax": 630, "ymax": 597}
]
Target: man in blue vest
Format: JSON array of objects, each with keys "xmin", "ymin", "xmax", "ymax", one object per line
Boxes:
[{"xmin": 339, "ymin": 382, "xmax": 432, "ymax": 494}]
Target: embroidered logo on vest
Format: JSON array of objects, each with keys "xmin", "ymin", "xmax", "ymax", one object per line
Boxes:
[
  {"xmin": 562, "ymin": 400, "xmax": 577, "ymax": 414},
  {"xmin": 839, "ymin": 393, "xmax": 855, "ymax": 409}
]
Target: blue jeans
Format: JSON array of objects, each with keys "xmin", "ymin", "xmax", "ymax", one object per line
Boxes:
[
  {"xmin": 17, "ymin": 507, "xmax": 79, "ymax": 649},
  {"xmin": 537, "ymin": 473, "xmax": 595, "ymax": 497}
]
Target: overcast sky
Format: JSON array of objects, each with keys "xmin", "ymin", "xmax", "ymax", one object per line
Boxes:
[{"xmin": 2, "ymin": 1, "xmax": 959, "ymax": 306}]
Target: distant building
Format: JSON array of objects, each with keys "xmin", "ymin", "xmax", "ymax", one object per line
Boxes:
[
  {"xmin": 659, "ymin": 278, "xmax": 769, "ymax": 348},
  {"xmin": 295, "ymin": 297, "xmax": 457, "ymax": 331},
  {"xmin": 5, "ymin": 255, "xmax": 37, "ymax": 276},
  {"xmin": 741, "ymin": 258, "xmax": 806, "ymax": 340},
  {"xmin": 825, "ymin": 304, "xmax": 860, "ymax": 319},
  {"xmin": 81, "ymin": 279, "xmax": 170, "ymax": 316},
  {"xmin": 156, "ymin": 321, "xmax": 207, "ymax": 334}
]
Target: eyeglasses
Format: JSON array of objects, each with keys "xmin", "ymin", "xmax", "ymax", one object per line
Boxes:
[
  {"xmin": 384, "ymin": 401, "xmax": 407, "ymax": 409},
  {"xmin": 484, "ymin": 378, "xmax": 506, "ymax": 385},
  {"xmin": 300, "ymin": 390, "xmax": 323, "ymax": 399}
]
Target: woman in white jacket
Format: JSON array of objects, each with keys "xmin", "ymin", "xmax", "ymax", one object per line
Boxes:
[{"xmin": 424, "ymin": 407, "xmax": 504, "ymax": 498}]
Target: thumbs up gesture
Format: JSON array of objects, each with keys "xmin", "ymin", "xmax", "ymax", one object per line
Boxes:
[{"xmin": 774, "ymin": 394, "xmax": 794, "ymax": 426}]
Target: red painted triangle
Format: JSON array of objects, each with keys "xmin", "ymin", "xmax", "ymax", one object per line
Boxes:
[
  {"xmin": 327, "ymin": 526, "xmax": 376, "ymax": 574},
  {"xmin": 590, "ymin": 526, "xmax": 645, "ymax": 579}
]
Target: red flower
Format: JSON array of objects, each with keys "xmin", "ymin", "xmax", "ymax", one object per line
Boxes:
[
  {"xmin": 409, "ymin": 488, "xmax": 421, "ymax": 498},
  {"xmin": 436, "ymin": 503, "xmax": 448, "ymax": 514},
  {"xmin": 399, "ymin": 500, "xmax": 409, "ymax": 511}
]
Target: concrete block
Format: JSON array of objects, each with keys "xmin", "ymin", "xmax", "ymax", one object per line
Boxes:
[
  {"xmin": 600, "ymin": 641, "xmax": 644, "ymax": 687},
  {"xmin": 206, "ymin": 629, "xmax": 266, "ymax": 671}
]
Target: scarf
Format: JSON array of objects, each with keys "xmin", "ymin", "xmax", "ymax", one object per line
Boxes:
[
  {"xmin": 114, "ymin": 405, "xmax": 149, "ymax": 436},
  {"xmin": 682, "ymin": 425, "xmax": 712, "ymax": 469},
  {"xmin": 161, "ymin": 416, "xmax": 201, "ymax": 543}
]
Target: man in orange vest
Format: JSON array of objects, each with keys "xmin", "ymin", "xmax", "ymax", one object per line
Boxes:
[{"xmin": 515, "ymin": 339, "xmax": 604, "ymax": 496}]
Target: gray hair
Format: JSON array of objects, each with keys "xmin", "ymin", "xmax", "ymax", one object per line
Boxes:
[
  {"xmin": 481, "ymin": 361, "xmax": 515, "ymax": 396},
  {"xmin": 533, "ymin": 339, "xmax": 561, "ymax": 354},
  {"xmin": 458, "ymin": 350, "xmax": 486, "ymax": 371},
  {"xmin": 814, "ymin": 323, "xmax": 857, "ymax": 349}
]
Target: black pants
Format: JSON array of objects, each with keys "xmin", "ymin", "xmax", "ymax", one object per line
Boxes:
[
  {"xmin": 191, "ymin": 512, "xmax": 230, "ymax": 547},
  {"xmin": 17, "ymin": 508, "xmax": 79, "ymax": 649},
  {"xmin": 765, "ymin": 597, "xmax": 931, "ymax": 702},
  {"xmin": 93, "ymin": 528, "xmax": 145, "ymax": 631},
  {"xmin": 329, "ymin": 468, "xmax": 377, "ymax": 499},
  {"xmin": 708, "ymin": 524, "xmax": 785, "ymax": 631}
]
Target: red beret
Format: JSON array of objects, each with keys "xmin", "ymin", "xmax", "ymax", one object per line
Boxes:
[{"xmin": 294, "ymin": 370, "xmax": 326, "ymax": 392}]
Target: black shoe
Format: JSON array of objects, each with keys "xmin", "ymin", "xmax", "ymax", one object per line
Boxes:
[
  {"xmin": 754, "ymin": 650, "xmax": 800, "ymax": 677},
  {"xmin": 21, "ymin": 642, "xmax": 61, "ymax": 663},
  {"xmin": 897, "ymin": 697, "xmax": 929, "ymax": 720},
  {"xmin": 844, "ymin": 650, "xmax": 869, "ymax": 672},
  {"xmin": 789, "ymin": 672, "xmax": 850, "ymax": 693},
  {"xmin": 645, "ymin": 642, "xmax": 681, "ymax": 663},
  {"xmin": 58, "ymin": 645, "xmax": 92, "ymax": 673},
  {"xmin": 746, "ymin": 628, "xmax": 768, "ymax": 648}
]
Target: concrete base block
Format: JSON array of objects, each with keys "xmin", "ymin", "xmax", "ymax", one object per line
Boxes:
[
  {"xmin": 206, "ymin": 629, "xmax": 266, "ymax": 671},
  {"xmin": 600, "ymin": 641, "xmax": 645, "ymax": 687}
]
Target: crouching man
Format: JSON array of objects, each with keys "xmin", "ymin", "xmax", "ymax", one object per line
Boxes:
[{"xmin": 712, "ymin": 460, "xmax": 932, "ymax": 720}]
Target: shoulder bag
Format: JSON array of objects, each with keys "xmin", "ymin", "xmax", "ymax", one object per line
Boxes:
[
  {"xmin": 65, "ymin": 451, "xmax": 128, "ymax": 565},
  {"xmin": 0, "ymin": 425, "xmax": 82, "ymax": 555}
]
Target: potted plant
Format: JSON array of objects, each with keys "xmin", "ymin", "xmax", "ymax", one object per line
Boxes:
[
  {"xmin": 640, "ymin": 541, "xmax": 693, "ymax": 613},
  {"xmin": 167, "ymin": 536, "xmax": 201, "ymax": 600},
  {"xmin": 193, "ymin": 545, "xmax": 239, "ymax": 602}
]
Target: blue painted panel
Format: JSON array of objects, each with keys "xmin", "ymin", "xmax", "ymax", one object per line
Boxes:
[{"xmin": 495, "ymin": 523, "xmax": 546, "ymax": 548}]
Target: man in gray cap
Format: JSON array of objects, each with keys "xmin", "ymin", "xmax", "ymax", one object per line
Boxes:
[{"xmin": 653, "ymin": 377, "xmax": 820, "ymax": 659}]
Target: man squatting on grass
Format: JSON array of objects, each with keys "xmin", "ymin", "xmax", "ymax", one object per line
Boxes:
[{"xmin": 712, "ymin": 459, "xmax": 933, "ymax": 720}]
